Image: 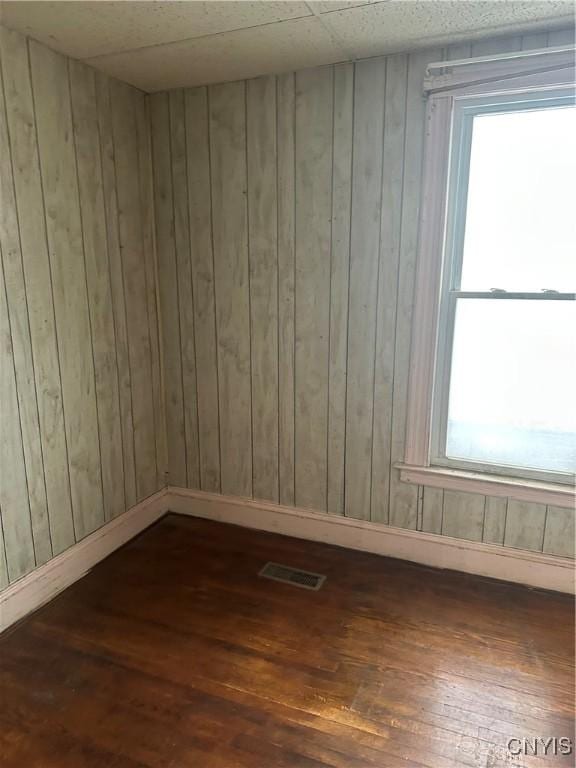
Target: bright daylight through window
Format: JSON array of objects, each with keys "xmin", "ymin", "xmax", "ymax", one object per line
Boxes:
[{"xmin": 435, "ymin": 102, "xmax": 576, "ymax": 481}]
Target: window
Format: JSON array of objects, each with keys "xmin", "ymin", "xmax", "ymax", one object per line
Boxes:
[
  {"xmin": 401, "ymin": 47, "xmax": 575, "ymax": 507},
  {"xmin": 433, "ymin": 97, "xmax": 576, "ymax": 483}
]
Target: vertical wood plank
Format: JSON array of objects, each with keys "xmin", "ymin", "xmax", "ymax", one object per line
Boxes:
[
  {"xmin": 184, "ymin": 86, "xmax": 221, "ymax": 493},
  {"xmin": 442, "ymin": 491, "xmax": 486, "ymax": 541},
  {"xmin": 521, "ymin": 32, "xmax": 549, "ymax": 50},
  {"xmin": 327, "ymin": 62, "xmax": 353, "ymax": 516},
  {"xmin": 247, "ymin": 75, "xmax": 279, "ymax": 503},
  {"xmin": 276, "ymin": 72, "xmax": 296, "ymax": 507},
  {"xmin": 388, "ymin": 49, "xmax": 440, "ymax": 529},
  {"xmin": 0, "ymin": 49, "xmax": 51, "ymax": 564},
  {"xmin": 170, "ymin": 89, "xmax": 200, "ymax": 489},
  {"xmin": 543, "ymin": 506, "xmax": 575, "ymax": 558},
  {"xmin": 504, "ymin": 500, "xmax": 547, "ymax": 552},
  {"xmin": 421, "ymin": 487, "xmax": 443, "ymax": 534},
  {"xmin": 135, "ymin": 93, "xmax": 166, "ymax": 490},
  {"xmin": 442, "ymin": 490, "xmax": 485, "ymax": 542},
  {"xmin": 547, "ymin": 28, "xmax": 575, "ymax": 46},
  {"xmin": 371, "ymin": 53, "xmax": 408, "ymax": 523},
  {"xmin": 0, "ymin": 27, "xmax": 74, "ymax": 554},
  {"xmin": 345, "ymin": 57, "xmax": 386, "ymax": 521},
  {"xmin": 416, "ymin": 485, "xmax": 424, "ymax": 530},
  {"xmin": 150, "ymin": 92, "xmax": 187, "ymax": 488},
  {"xmin": 444, "ymin": 43, "xmax": 472, "ymax": 60},
  {"xmin": 471, "ymin": 36, "xmax": 522, "ymax": 56},
  {"xmin": 0, "ymin": 506, "xmax": 8, "ymax": 588},
  {"xmin": 110, "ymin": 80, "xmax": 157, "ymax": 500},
  {"xmin": 69, "ymin": 59, "xmax": 124, "ymax": 522},
  {"xmin": 30, "ymin": 39, "xmax": 104, "ymax": 540},
  {"xmin": 209, "ymin": 80, "xmax": 252, "ymax": 498},
  {"xmin": 294, "ymin": 67, "xmax": 332, "ymax": 511},
  {"xmin": 0, "ymin": 247, "xmax": 36, "ymax": 580},
  {"xmin": 483, "ymin": 497, "xmax": 507, "ymax": 545},
  {"xmin": 95, "ymin": 70, "xmax": 137, "ymax": 510}
]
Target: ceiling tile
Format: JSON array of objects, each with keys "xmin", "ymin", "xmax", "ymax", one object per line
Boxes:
[
  {"xmin": 326, "ymin": 1, "xmax": 574, "ymax": 57},
  {"xmin": 1, "ymin": 0, "xmax": 572, "ymax": 93},
  {"xmin": 311, "ymin": 1, "xmax": 383, "ymax": 12},
  {"xmin": 0, "ymin": 0, "xmax": 312, "ymax": 59},
  {"xmin": 85, "ymin": 15, "xmax": 346, "ymax": 92}
]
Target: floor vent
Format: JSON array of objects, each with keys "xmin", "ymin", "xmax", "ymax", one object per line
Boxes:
[{"xmin": 259, "ymin": 562, "xmax": 326, "ymax": 591}]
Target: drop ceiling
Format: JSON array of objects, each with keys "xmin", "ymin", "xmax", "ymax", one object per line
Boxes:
[{"xmin": 0, "ymin": 1, "xmax": 573, "ymax": 92}]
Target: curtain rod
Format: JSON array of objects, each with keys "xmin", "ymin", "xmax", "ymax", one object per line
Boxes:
[{"xmin": 426, "ymin": 44, "xmax": 575, "ymax": 73}]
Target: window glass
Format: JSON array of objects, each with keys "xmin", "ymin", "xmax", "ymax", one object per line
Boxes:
[
  {"xmin": 460, "ymin": 106, "xmax": 576, "ymax": 292},
  {"xmin": 446, "ymin": 299, "xmax": 576, "ymax": 474}
]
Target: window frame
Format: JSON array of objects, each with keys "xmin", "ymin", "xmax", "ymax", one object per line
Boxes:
[
  {"xmin": 430, "ymin": 88, "xmax": 576, "ymax": 486},
  {"xmin": 399, "ymin": 49, "xmax": 576, "ymax": 509}
]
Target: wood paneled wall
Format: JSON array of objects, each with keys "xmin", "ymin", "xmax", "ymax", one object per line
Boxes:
[
  {"xmin": 150, "ymin": 28, "xmax": 574, "ymax": 560},
  {"xmin": 0, "ymin": 27, "xmax": 165, "ymax": 587},
  {"xmin": 1, "ymin": 26, "xmax": 572, "ymax": 592}
]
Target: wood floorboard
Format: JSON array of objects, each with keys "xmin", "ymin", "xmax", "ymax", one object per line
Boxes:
[{"xmin": 0, "ymin": 514, "xmax": 574, "ymax": 767}]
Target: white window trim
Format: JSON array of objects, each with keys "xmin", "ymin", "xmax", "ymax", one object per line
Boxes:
[
  {"xmin": 398, "ymin": 48, "xmax": 576, "ymax": 510},
  {"xmin": 430, "ymin": 87, "xmax": 575, "ymax": 486},
  {"xmin": 399, "ymin": 465, "xmax": 575, "ymax": 509}
]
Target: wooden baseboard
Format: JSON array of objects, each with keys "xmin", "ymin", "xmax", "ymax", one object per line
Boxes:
[
  {"xmin": 167, "ymin": 487, "xmax": 575, "ymax": 595},
  {"xmin": 0, "ymin": 488, "xmax": 167, "ymax": 633},
  {"xmin": 2, "ymin": 484, "xmax": 572, "ymax": 634}
]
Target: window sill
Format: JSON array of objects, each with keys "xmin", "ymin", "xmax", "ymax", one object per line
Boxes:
[{"xmin": 396, "ymin": 464, "xmax": 575, "ymax": 509}]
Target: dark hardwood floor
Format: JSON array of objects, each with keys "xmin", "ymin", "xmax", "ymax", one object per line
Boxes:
[{"xmin": 0, "ymin": 514, "xmax": 574, "ymax": 767}]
